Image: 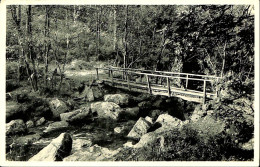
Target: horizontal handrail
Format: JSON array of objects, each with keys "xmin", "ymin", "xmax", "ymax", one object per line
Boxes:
[
  {"xmin": 106, "ymin": 66, "xmax": 221, "ymax": 79},
  {"xmin": 96, "ymin": 67, "xmax": 215, "ymax": 82},
  {"xmin": 155, "ymin": 70, "xmax": 221, "ymax": 79}
]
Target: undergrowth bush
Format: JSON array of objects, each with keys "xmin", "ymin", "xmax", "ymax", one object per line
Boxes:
[
  {"xmin": 6, "ymin": 139, "xmax": 44, "ymax": 161},
  {"xmin": 6, "ymin": 61, "xmax": 19, "ymax": 80},
  {"xmin": 115, "ymin": 123, "xmax": 253, "ymax": 161}
]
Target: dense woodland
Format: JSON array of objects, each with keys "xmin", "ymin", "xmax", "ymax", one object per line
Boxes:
[
  {"xmin": 6, "ymin": 5, "xmax": 254, "ymax": 92},
  {"xmin": 5, "ymin": 5, "xmax": 255, "ymax": 161}
]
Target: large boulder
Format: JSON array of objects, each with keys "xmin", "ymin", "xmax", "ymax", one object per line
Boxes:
[
  {"xmin": 26, "ymin": 120, "xmax": 34, "ymax": 128},
  {"xmin": 29, "ymin": 133, "xmax": 72, "ymax": 161},
  {"xmin": 133, "ymin": 94, "xmax": 151, "ymax": 103},
  {"xmin": 43, "ymin": 121, "xmax": 69, "ymax": 134},
  {"xmin": 127, "ymin": 117, "xmax": 152, "ymax": 140},
  {"xmin": 133, "ymin": 126, "xmax": 172, "ymax": 148},
  {"xmin": 149, "ymin": 109, "xmax": 161, "ymax": 121},
  {"xmin": 71, "ymin": 139, "xmax": 92, "ymax": 153},
  {"xmin": 33, "ymin": 104, "xmax": 52, "ymax": 119},
  {"xmin": 35, "ymin": 117, "xmax": 46, "ymax": 126},
  {"xmin": 138, "ymin": 101, "xmax": 152, "ymax": 110},
  {"xmin": 190, "ymin": 106, "xmax": 206, "ymax": 122},
  {"xmin": 120, "ymin": 107, "xmax": 139, "ymax": 119},
  {"xmin": 7, "ymin": 133, "xmax": 42, "ymax": 156},
  {"xmin": 155, "ymin": 114, "xmax": 183, "ymax": 128},
  {"xmin": 80, "ymin": 85, "xmax": 103, "ymax": 102},
  {"xmin": 32, "ymin": 138, "xmax": 52, "ymax": 147},
  {"xmin": 132, "ymin": 117, "xmax": 186, "ymax": 149},
  {"xmin": 63, "ymin": 144, "xmax": 120, "ymax": 161},
  {"xmin": 152, "ymin": 99, "xmax": 165, "ymax": 108},
  {"xmin": 125, "ymin": 117, "xmax": 188, "ymax": 149},
  {"xmin": 91, "ymin": 102, "xmax": 122, "ymax": 120},
  {"xmin": 6, "ymin": 101, "xmax": 22, "ymax": 123},
  {"xmin": 92, "ymin": 86, "xmax": 103, "ymax": 99},
  {"xmin": 104, "ymin": 94, "xmax": 130, "ymax": 106},
  {"xmin": 114, "ymin": 120, "xmax": 136, "ymax": 135},
  {"xmin": 6, "ymin": 119, "xmax": 27, "ymax": 136},
  {"xmin": 49, "ymin": 98, "xmax": 68, "ymax": 119},
  {"xmin": 114, "ymin": 126, "xmax": 125, "ymax": 134},
  {"xmin": 60, "ymin": 106, "xmax": 91, "ymax": 124},
  {"xmin": 15, "ymin": 133, "xmax": 41, "ymax": 145},
  {"xmin": 79, "ymin": 86, "xmax": 95, "ymax": 101}
]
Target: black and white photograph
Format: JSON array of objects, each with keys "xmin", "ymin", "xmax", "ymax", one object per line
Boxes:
[{"xmin": 1, "ymin": 0, "xmax": 259, "ymax": 166}]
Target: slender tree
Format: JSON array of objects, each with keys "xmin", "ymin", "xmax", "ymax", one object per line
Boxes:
[
  {"xmin": 44, "ymin": 6, "xmax": 51, "ymax": 87},
  {"xmin": 10, "ymin": 6, "xmax": 23, "ymax": 81},
  {"xmin": 123, "ymin": 5, "xmax": 128, "ymax": 69}
]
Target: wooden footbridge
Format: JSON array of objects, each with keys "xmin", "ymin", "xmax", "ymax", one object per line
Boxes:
[{"xmin": 95, "ymin": 67, "xmax": 221, "ymax": 104}]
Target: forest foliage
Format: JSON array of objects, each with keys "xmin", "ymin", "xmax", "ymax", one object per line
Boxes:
[{"xmin": 6, "ymin": 5, "xmax": 254, "ymax": 93}]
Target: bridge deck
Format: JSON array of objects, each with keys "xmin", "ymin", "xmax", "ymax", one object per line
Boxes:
[{"xmin": 96, "ymin": 67, "xmax": 220, "ymax": 104}]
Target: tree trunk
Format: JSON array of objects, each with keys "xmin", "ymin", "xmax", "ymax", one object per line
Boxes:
[
  {"xmin": 74, "ymin": 6, "xmax": 81, "ymax": 59},
  {"xmin": 156, "ymin": 27, "xmax": 166, "ymax": 71},
  {"xmin": 149, "ymin": 27, "xmax": 156, "ymax": 64},
  {"xmin": 44, "ymin": 6, "xmax": 50, "ymax": 87},
  {"xmin": 17, "ymin": 6, "xmax": 22, "ymax": 82},
  {"xmin": 123, "ymin": 5, "xmax": 128, "ymax": 69},
  {"xmin": 83, "ymin": 29, "xmax": 89, "ymax": 61},
  {"xmin": 220, "ymin": 41, "xmax": 227, "ymax": 78},
  {"xmin": 96, "ymin": 6, "xmax": 100, "ymax": 60},
  {"xmin": 64, "ymin": 8, "xmax": 69, "ymax": 72},
  {"xmin": 10, "ymin": 6, "xmax": 23, "ymax": 82},
  {"xmin": 113, "ymin": 6, "xmax": 117, "ymax": 51},
  {"xmin": 113, "ymin": 6, "xmax": 119, "ymax": 66},
  {"xmin": 99, "ymin": 7, "xmax": 102, "ymax": 58},
  {"xmin": 59, "ymin": 8, "xmax": 70, "ymax": 92},
  {"xmin": 27, "ymin": 5, "xmax": 38, "ymax": 91}
]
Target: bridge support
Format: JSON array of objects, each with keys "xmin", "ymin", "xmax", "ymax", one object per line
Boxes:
[
  {"xmin": 110, "ymin": 69, "xmax": 114, "ymax": 86},
  {"xmin": 146, "ymin": 75, "xmax": 152, "ymax": 94},
  {"xmin": 96, "ymin": 68, "xmax": 99, "ymax": 80},
  {"xmin": 127, "ymin": 72, "xmax": 130, "ymax": 90},
  {"xmin": 185, "ymin": 74, "xmax": 189, "ymax": 90},
  {"xmin": 203, "ymin": 80, "xmax": 206, "ymax": 104},
  {"xmin": 167, "ymin": 77, "xmax": 171, "ymax": 97}
]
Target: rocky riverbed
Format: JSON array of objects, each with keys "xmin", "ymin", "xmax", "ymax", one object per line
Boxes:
[{"xmin": 6, "ymin": 80, "xmax": 254, "ymax": 161}]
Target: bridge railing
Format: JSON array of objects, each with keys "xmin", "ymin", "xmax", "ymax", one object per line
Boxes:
[
  {"xmin": 95, "ymin": 67, "xmax": 221, "ymax": 104},
  {"xmin": 108, "ymin": 66, "xmax": 221, "ymax": 78}
]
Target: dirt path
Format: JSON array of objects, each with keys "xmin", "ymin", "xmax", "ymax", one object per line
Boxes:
[{"xmin": 64, "ymin": 69, "xmax": 98, "ymax": 77}]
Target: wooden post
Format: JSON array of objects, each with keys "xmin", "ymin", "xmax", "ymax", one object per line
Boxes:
[
  {"xmin": 111, "ymin": 69, "xmax": 114, "ymax": 86},
  {"xmin": 122, "ymin": 69, "xmax": 124, "ymax": 80},
  {"xmin": 127, "ymin": 71, "xmax": 130, "ymax": 90},
  {"xmin": 203, "ymin": 80, "xmax": 206, "ymax": 104},
  {"xmin": 108, "ymin": 68, "xmax": 111, "ymax": 77},
  {"xmin": 216, "ymin": 77, "xmax": 219, "ymax": 97},
  {"xmin": 185, "ymin": 74, "xmax": 189, "ymax": 90},
  {"xmin": 146, "ymin": 74, "xmax": 151, "ymax": 94},
  {"xmin": 96, "ymin": 68, "xmax": 99, "ymax": 80},
  {"xmin": 167, "ymin": 77, "xmax": 171, "ymax": 97},
  {"xmin": 122, "ymin": 69, "xmax": 126, "ymax": 80}
]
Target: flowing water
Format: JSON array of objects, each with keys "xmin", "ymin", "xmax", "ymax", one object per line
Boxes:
[
  {"xmin": 6, "ymin": 115, "xmax": 135, "ymax": 161},
  {"xmin": 5, "ymin": 69, "xmax": 197, "ymax": 161}
]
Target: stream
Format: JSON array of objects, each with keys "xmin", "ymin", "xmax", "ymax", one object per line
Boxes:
[
  {"xmin": 6, "ymin": 116, "xmax": 135, "ymax": 161},
  {"xmin": 5, "ymin": 70, "xmax": 197, "ymax": 161}
]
